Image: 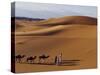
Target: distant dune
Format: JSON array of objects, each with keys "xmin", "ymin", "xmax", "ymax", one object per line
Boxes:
[
  {"xmin": 12, "ymin": 17, "xmax": 45, "ymax": 21},
  {"xmin": 34, "ymin": 16, "xmax": 97, "ymax": 26}
]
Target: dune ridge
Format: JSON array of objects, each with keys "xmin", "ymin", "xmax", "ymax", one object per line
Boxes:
[
  {"xmin": 33, "ymin": 16, "xmax": 97, "ymax": 26},
  {"xmin": 15, "ymin": 25, "xmax": 68, "ymax": 36}
]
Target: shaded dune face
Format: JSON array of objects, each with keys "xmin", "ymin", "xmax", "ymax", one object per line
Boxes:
[{"xmin": 34, "ymin": 16, "xmax": 97, "ymax": 26}]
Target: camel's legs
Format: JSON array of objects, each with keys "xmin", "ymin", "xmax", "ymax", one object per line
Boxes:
[
  {"xmin": 43, "ymin": 59, "xmax": 45, "ymax": 64},
  {"xmin": 39, "ymin": 59, "xmax": 41, "ymax": 64},
  {"xmin": 19, "ymin": 58, "xmax": 21, "ymax": 63}
]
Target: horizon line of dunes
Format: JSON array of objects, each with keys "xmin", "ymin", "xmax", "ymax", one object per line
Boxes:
[
  {"xmin": 33, "ymin": 16, "xmax": 97, "ymax": 26},
  {"xmin": 14, "ymin": 16, "xmax": 97, "ymax": 36}
]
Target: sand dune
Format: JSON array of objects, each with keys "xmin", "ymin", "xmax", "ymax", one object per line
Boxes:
[
  {"xmin": 53, "ymin": 25, "xmax": 96, "ymax": 38},
  {"xmin": 15, "ymin": 16, "xmax": 97, "ymax": 36},
  {"xmin": 15, "ymin": 25, "xmax": 70, "ymax": 36},
  {"xmin": 15, "ymin": 24, "xmax": 96, "ymax": 38},
  {"xmin": 33, "ymin": 16, "xmax": 97, "ymax": 26}
]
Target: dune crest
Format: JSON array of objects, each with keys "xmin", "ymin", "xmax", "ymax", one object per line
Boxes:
[
  {"xmin": 15, "ymin": 25, "xmax": 68, "ymax": 36},
  {"xmin": 34, "ymin": 16, "xmax": 97, "ymax": 26}
]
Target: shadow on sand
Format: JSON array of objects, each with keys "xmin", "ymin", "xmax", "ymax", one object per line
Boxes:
[{"xmin": 18, "ymin": 59, "xmax": 80, "ymax": 66}]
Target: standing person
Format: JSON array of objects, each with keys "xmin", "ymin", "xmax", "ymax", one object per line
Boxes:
[
  {"xmin": 55, "ymin": 56, "xmax": 57, "ymax": 65},
  {"xmin": 55, "ymin": 53, "xmax": 62, "ymax": 65},
  {"xmin": 58, "ymin": 53, "xmax": 62, "ymax": 65},
  {"xmin": 55, "ymin": 55, "xmax": 59, "ymax": 65},
  {"xmin": 56, "ymin": 56, "xmax": 59, "ymax": 65}
]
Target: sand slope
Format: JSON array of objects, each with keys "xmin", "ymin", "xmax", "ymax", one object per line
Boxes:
[{"xmin": 15, "ymin": 36, "xmax": 97, "ymax": 73}]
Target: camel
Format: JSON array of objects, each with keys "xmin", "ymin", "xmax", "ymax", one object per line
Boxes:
[
  {"xmin": 39, "ymin": 54, "xmax": 49, "ymax": 64},
  {"xmin": 26, "ymin": 56, "xmax": 37, "ymax": 64},
  {"xmin": 15, "ymin": 55, "xmax": 25, "ymax": 63}
]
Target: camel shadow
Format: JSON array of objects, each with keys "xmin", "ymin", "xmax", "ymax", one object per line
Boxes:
[{"xmin": 19, "ymin": 60, "xmax": 80, "ymax": 66}]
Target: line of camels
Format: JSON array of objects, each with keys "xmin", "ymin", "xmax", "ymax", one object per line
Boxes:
[
  {"xmin": 15, "ymin": 54, "xmax": 50, "ymax": 64},
  {"xmin": 15, "ymin": 54, "xmax": 80, "ymax": 66}
]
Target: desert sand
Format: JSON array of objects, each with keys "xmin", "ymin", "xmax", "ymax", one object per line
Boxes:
[{"xmin": 13, "ymin": 16, "xmax": 97, "ymax": 73}]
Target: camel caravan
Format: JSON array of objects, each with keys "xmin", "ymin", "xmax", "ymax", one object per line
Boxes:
[
  {"xmin": 15, "ymin": 53, "xmax": 80, "ymax": 66},
  {"xmin": 15, "ymin": 54, "xmax": 50, "ymax": 64}
]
